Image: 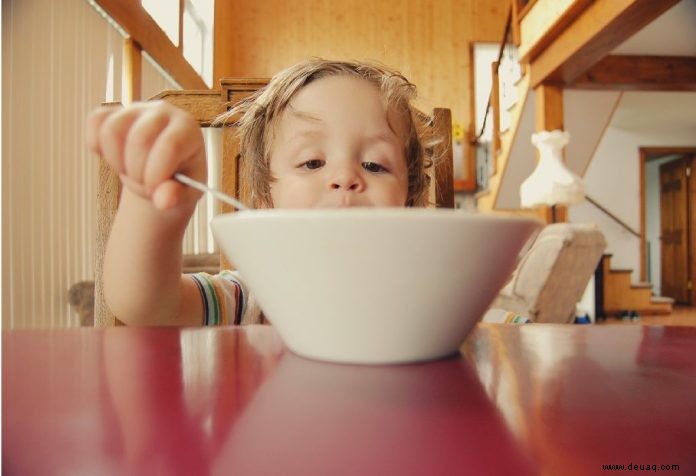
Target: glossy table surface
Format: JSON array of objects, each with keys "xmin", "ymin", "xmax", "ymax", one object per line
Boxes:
[{"xmin": 4, "ymin": 324, "xmax": 696, "ymax": 475}]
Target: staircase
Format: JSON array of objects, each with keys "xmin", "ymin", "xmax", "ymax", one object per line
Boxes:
[
  {"xmin": 601, "ymin": 254, "xmax": 673, "ymax": 316},
  {"xmin": 475, "ymin": 63, "xmax": 534, "ymax": 216},
  {"xmin": 472, "ymin": 12, "xmax": 542, "ymax": 219},
  {"xmin": 472, "ymin": 0, "xmax": 681, "ymax": 318}
]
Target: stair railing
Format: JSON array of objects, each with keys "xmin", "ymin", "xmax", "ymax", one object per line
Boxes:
[
  {"xmin": 585, "ymin": 195, "xmax": 640, "ymax": 238},
  {"xmin": 473, "ymin": 8, "xmax": 512, "ymax": 147},
  {"xmin": 473, "ymin": 4, "xmax": 521, "ymax": 190}
]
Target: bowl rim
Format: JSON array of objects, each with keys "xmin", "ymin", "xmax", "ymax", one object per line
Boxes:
[{"xmin": 211, "ymin": 208, "xmax": 543, "ymax": 225}]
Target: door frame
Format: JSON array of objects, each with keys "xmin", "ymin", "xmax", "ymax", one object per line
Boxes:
[{"xmin": 639, "ymin": 147, "xmax": 696, "ymax": 303}]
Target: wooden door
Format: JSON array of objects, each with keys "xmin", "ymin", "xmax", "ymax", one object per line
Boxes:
[{"xmin": 660, "ymin": 157, "xmax": 691, "ymax": 304}]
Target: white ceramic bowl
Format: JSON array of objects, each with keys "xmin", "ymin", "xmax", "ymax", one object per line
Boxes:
[{"xmin": 211, "ymin": 209, "xmax": 540, "ymax": 364}]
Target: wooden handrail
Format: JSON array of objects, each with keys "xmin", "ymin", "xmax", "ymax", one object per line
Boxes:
[
  {"xmin": 490, "ymin": 61, "xmax": 500, "ymax": 162},
  {"xmin": 516, "ymin": 0, "xmax": 538, "ymax": 22},
  {"xmin": 473, "ymin": 5, "xmax": 513, "ymax": 145},
  {"xmin": 93, "ymin": 0, "xmax": 208, "ymax": 89},
  {"xmin": 586, "ymin": 195, "xmax": 640, "ymax": 238}
]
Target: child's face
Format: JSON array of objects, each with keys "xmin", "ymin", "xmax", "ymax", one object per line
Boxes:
[{"xmin": 268, "ymin": 76, "xmax": 409, "ymax": 208}]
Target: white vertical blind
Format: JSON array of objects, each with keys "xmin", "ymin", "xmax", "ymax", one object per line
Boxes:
[
  {"xmin": 2, "ymin": 0, "xmax": 122, "ymax": 328},
  {"xmin": 182, "ymin": 128, "xmax": 221, "ymax": 256},
  {"xmin": 141, "ymin": 53, "xmax": 220, "ymax": 257},
  {"xmin": 1, "ymin": 0, "xmax": 194, "ymax": 329}
]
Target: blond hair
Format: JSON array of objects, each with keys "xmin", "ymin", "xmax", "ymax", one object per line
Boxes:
[{"xmin": 218, "ymin": 58, "xmax": 432, "ymax": 208}]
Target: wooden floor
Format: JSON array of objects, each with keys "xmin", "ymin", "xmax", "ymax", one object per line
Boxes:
[{"xmin": 598, "ymin": 305, "xmax": 696, "ymax": 326}]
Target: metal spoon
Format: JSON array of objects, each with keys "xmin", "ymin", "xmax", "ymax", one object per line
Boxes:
[{"xmin": 174, "ymin": 173, "xmax": 250, "ymax": 211}]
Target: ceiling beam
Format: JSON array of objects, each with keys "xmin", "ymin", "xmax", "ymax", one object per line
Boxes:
[
  {"xmin": 569, "ymin": 55, "xmax": 696, "ymax": 91},
  {"xmin": 529, "ymin": 0, "xmax": 679, "ymax": 88}
]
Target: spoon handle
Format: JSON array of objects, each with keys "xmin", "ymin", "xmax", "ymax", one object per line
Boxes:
[{"xmin": 174, "ymin": 173, "xmax": 249, "ymax": 211}]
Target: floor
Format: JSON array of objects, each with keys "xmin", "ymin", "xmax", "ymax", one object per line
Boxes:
[{"xmin": 598, "ymin": 305, "xmax": 696, "ymax": 327}]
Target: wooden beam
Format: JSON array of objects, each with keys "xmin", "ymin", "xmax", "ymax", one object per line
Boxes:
[
  {"xmin": 95, "ymin": 0, "xmax": 207, "ymax": 89},
  {"xmin": 149, "ymin": 90, "xmax": 225, "ymax": 125},
  {"xmin": 569, "ymin": 55, "xmax": 696, "ymax": 91},
  {"xmin": 639, "ymin": 148, "xmax": 648, "ymax": 282},
  {"xmin": 518, "ymin": 0, "xmax": 593, "ymax": 64},
  {"xmin": 510, "ymin": 0, "xmax": 522, "ymax": 47},
  {"xmin": 122, "ymin": 37, "xmax": 142, "ymax": 104},
  {"xmin": 535, "ymin": 83, "xmax": 567, "ymax": 223},
  {"xmin": 491, "ymin": 61, "xmax": 501, "ymax": 167},
  {"xmin": 530, "ymin": 0, "xmax": 679, "ymax": 88},
  {"xmin": 535, "ymin": 83, "xmax": 564, "ymax": 132}
]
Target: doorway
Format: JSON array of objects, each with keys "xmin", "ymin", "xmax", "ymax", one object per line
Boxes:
[{"xmin": 640, "ymin": 148, "xmax": 696, "ymax": 306}]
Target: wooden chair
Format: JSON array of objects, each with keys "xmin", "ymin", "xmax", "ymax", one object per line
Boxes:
[{"xmin": 94, "ymin": 79, "xmax": 454, "ymax": 327}]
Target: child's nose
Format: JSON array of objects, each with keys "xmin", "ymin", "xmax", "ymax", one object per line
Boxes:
[{"xmin": 328, "ymin": 166, "xmax": 365, "ymax": 192}]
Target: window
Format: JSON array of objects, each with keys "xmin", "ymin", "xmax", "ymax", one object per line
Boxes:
[
  {"xmin": 183, "ymin": 0, "xmax": 214, "ymax": 86},
  {"xmin": 141, "ymin": 0, "xmax": 180, "ymax": 46},
  {"xmin": 140, "ymin": 0, "xmax": 214, "ymax": 87}
]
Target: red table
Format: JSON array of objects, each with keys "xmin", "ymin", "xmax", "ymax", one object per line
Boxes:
[{"xmin": 4, "ymin": 324, "xmax": 696, "ymax": 475}]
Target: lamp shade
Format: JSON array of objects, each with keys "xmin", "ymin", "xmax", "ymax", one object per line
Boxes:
[{"xmin": 520, "ymin": 130, "xmax": 584, "ymax": 208}]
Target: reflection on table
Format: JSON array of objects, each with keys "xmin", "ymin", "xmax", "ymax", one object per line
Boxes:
[{"xmin": 3, "ymin": 324, "xmax": 696, "ymax": 475}]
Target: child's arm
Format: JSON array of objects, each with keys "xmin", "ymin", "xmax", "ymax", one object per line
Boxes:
[{"xmin": 87, "ymin": 101, "xmax": 207, "ymax": 326}]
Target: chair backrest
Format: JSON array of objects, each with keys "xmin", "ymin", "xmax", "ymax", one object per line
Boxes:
[
  {"xmin": 94, "ymin": 79, "xmax": 454, "ymax": 327},
  {"xmin": 492, "ymin": 223, "xmax": 607, "ymax": 324}
]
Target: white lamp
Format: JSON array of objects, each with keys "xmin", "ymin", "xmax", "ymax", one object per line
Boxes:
[{"xmin": 520, "ymin": 130, "xmax": 584, "ymax": 221}]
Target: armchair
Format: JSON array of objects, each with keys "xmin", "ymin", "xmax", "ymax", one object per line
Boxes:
[{"xmin": 488, "ymin": 223, "xmax": 607, "ymax": 324}]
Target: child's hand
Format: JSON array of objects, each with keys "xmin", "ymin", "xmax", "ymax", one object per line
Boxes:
[{"xmin": 86, "ymin": 101, "xmax": 207, "ymax": 211}]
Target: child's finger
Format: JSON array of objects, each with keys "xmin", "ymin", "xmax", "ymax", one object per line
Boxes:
[
  {"xmin": 151, "ymin": 180, "xmax": 188, "ymax": 210},
  {"xmin": 98, "ymin": 106, "xmax": 145, "ymax": 174},
  {"xmin": 123, "ymin": 108, "xmax": 171, "ymax": 185},
  {"xmin": 85, "ymin": 105, "xmax": 122, "ymax": 155},
  {"xmin": 119, "ymin": 173, "xmax": 151, "ymax": 200},
  {"xmin": 143, "ymin": 111, "xmax": 206, "ymax": 193}
]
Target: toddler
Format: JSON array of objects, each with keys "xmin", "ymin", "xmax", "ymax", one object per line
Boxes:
[{"xmin": 87, "ymin": 58, "xmax": 433, "ymax": 326}]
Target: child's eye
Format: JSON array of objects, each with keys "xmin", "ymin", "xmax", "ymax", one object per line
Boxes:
[
  {"xmin": 300, "ymin": 159, "xmax": 324, "ymax": 170},
  {"xmin": 362, "ymin": 162, "xmax": 388, "ymax": 173}
]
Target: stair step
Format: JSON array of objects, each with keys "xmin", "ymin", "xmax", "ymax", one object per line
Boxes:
[
  {"xmin": 514, "ymin": 71, "xmax": 527, "ymax": 87},
  {"xmin": 474, "ymin": 189, "xmax": 491, "ymax": 200},
  {"xmin": 651, "ymin": 296, "xmax": 675, "ymax": 304},
  {"xmin": 476, "ymin": 66, "xmax": 530, "ymax": 214},
  {"xmin": 602, "ymin": 257, "xmax": 674, "ymax": 315}
]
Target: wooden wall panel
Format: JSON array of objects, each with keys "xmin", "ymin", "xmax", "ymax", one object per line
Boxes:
[{"xmin": 214, "ymin": 0, "xmax": 507, "ymax": 132}]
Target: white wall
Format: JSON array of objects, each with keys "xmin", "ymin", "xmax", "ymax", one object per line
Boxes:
[
  {"xmin": 496, "ymin": 89, "xmax": 535, "ymax": 209},
  {"xmin": 496, "ymin": 90, "xmax": 621, "ymax": 209},
  {"xmin": 569, "ymin": 91, "xmax": 696, "ymax": 285},
  {"xmin": 564, "ymin": 90, "xmax": 622, "ymax": 176}
]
